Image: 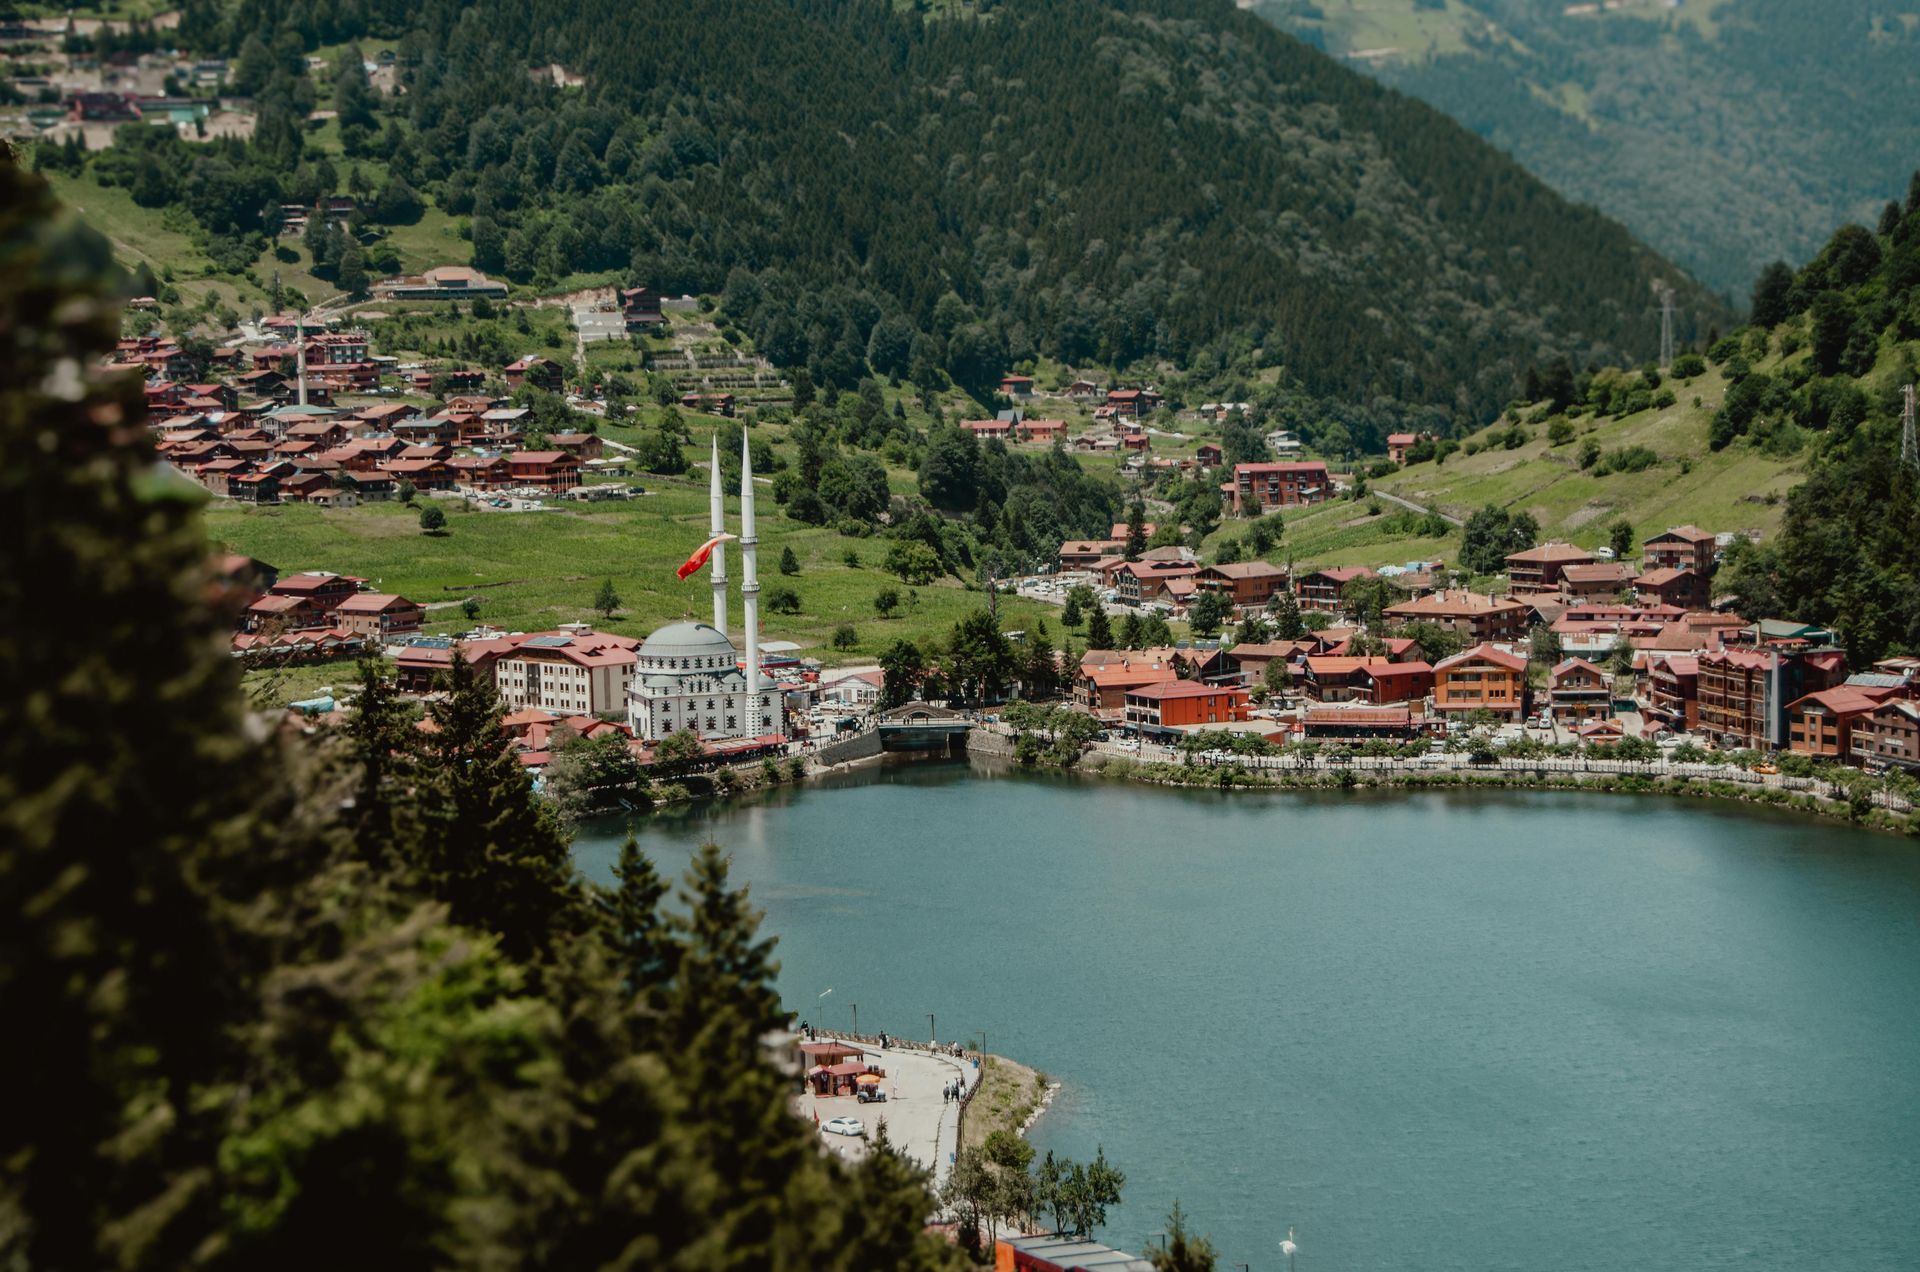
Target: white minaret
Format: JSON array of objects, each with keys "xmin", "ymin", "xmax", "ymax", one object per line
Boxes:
[
  {"xmin": 295, "ymin": 312, "xmax": 309, "ymax": 407},
  {"xmin": 708, "ymin": 435, "xmax": 728, "ymax": 637},
  {"xmin": 739, "ymin": 432, "xmax": 762, "ymax": 738}
]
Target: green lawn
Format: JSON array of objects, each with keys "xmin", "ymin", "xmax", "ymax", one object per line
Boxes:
[{"xmin": 203, "ymin": 477, "xmax": 1059, "ymax": 665}]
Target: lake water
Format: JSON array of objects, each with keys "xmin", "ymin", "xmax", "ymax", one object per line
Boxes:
[{"xmin": 574, "ymin": 761, "xmax": 1920, "ymax": 1271}]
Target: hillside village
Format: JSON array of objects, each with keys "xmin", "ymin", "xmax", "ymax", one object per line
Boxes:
[{"xmin": 169, "ymin": 297, "xmax": 1913, "ymax": 787}]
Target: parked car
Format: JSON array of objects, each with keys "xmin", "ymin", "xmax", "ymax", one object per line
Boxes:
[
  {"xmin": 856, "ymin": 1087, "xmax": 887, "ymax": 1104},
  {"xmin": 822, "ymin": 1116, "xmax": 866, "ymax": 1137}
]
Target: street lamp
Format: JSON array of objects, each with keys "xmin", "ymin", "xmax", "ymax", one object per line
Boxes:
[
  {"xmin": 1279, "ymin": 1226, "xmax": 1298, "ymax": 1272},
  {"xmin": 851, "ymin": 1003, "xmax": 858, "ymax": 1036},
  {"xmin": 929, "ymin": 1012, "xmax": 936, "ymax": 1045}
]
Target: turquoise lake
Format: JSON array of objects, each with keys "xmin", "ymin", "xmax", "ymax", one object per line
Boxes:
[{"xmin": 574, "ymin": 761, "xmax": 1920, "ymax": 1271}]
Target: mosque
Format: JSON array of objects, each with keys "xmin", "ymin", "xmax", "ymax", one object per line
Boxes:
[{"xmin": 626, "ymin": 435, "xmax": 786, "ymax": 744}]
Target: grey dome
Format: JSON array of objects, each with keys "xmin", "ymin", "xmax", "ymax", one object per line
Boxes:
[{"xmin": 639, "ymin": 621, "xmax": 737, "ymax": 661}]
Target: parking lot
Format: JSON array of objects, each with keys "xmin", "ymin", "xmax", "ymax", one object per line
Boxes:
[{"xmin": 572, "ymin": 305, "xmax": 628, "ymax": 343}]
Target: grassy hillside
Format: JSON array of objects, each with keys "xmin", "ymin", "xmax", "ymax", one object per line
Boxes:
[
  {"xmin": 204, "ymin": 457, "xmax": 1057, "ymax": 669},
  {"xmin": 1374, "ymin": 361, "xmax": 1803, "ymax": 549},
  {"xmin": 1258, "ymin": 0, "xmax": 1920, "ymax": 295}
]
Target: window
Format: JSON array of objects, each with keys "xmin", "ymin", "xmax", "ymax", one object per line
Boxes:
[
  {"xmin": 706, "ymin": 718, "xmax": 716, "ymax": 731},
  {"xmin": 726, "ymin": 716, "xmax": 736, "ymax": 730}
]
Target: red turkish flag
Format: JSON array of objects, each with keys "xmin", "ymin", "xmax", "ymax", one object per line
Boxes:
[{"xmin": 675, "ymin": 533, "xmax": 735, "ymax": 581}]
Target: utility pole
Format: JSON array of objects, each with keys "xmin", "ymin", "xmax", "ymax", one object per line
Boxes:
[{"xmin": 1901, "ymin": 382, "xmax": 1917, "ymax": 474}]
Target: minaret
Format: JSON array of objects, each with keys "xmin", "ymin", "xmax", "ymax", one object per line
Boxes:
[
  {"xmin": 295, "ymin": 312, "xmax": 309, "ymax": 408},
  {"xmin": 708, "ymin": 435, "xmax": 728, "ymax": 637},
  {"xmin": 739, "ymin": 432, "xmax": 761, "ymax": 738}
]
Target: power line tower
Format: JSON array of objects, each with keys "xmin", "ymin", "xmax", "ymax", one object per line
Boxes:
[
  {"xmin": 1902, "ymin": 382, "xmax": 1918, "ymax": 473},
  {"xmin": 1657, "ymin": 284, "xmax": 1676, "ymax": 371}
]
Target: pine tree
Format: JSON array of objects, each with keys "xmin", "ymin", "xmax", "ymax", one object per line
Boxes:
[
  {"xmin": 605, "ymin": 831, "xmax": 674, "ymax": 998},
  {"xmin": 0, "ymin": 160, "xmax": 325, "ymax": 1267},
  {"xmin": 415, "ymin": 654, "xmax": 580, "ymax": 963},
  {"xmin": 1125, "ymin": 499, "xmax": 1147, "ymax": 561},
  {"xmin": 341, "ymin": 655, "xmax": 417, "ymax": 869},
  {"xmin": 1085, "ymin": 603, "xmax": 1114, "ymax": 649}
]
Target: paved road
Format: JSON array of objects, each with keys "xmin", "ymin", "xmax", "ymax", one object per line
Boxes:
[
  {"xmin": 1373, "ymin": 488, "xmax": 1462, "ymax": 526},
  {"xmin": 799, "ymin": 1041, "xmax": 979, "ymax": 1189}
]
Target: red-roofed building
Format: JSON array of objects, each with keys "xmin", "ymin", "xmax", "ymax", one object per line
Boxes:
[
  {"xmin": 1356, "ymin": 660, "xmax": 1434, "ymax": 705},
  {"xmin": 334, "ymin": 593, "xmax": 424, "ymax": 639},
  {"xmin": 1558, "ymin": 562, "xmax": 1637, "ymax": 604},
  {"xmin": 1195, "ymin": 561, "xmax": 1289, "ymax": 610},
  {"xmin": 1294, "ymin": 565, "xmax": 1374, "ymax": 613},
  {"xmin": 1644, "ymin": 526, "xmax": 1719, "ymax": 576},
  {"xmin": 1633, "ymin": 566, "xmax": 1709, "ymax": 612},
  {"xmin": 1115, "ymin": 560, "xmax": 1201, "ymax": 605},
  {"xmin": 503, "ymin": 356, "xmax": 564, "ymax": 393},
  {"xmin": 1849, "ymin": 700, "xmax": 1920, "ymax": 771},
  {"xmin": 1645, "ymin": 654, "xmax": 1700, "ymax": 734},
  {"xmin": 1072, "ymin": 658, "xmax": 1181, "ymax": 717},
  {"xmin": 1785, "ymin": 686, "xmax": 1896, "ymax": 760},
  {"xmin": 1013, "ymin": 417, "xmax": 1064, "ymax": 445},
  {"xmin": 1505, "ymin": 542, "xmax": 1595, "ymax": 594},
  {"xmin": 269, "ymin": 571, "xmax": 364, "ymax": 612},
  {"xmin": 245, "ymin": 593, "xmax": 327, "ymax": 632},
  {"xmin": 1122, "ymin": 680, "xmax": 1250, "ymax": 734},
  {"xmin": 1384, "ymin": 590, "xmax": 1528, "ymax": 644},
  {"xmin": 999, "ymin": 374, "xmax": 1035, "ymax": 398},
  {"xmin": 961, "ymin": 419, "xmax": 1015, "ymax": 440},
  {"xmin": 1385, "ymin": 432, "xmax": 1433, "ymax": 464},
  {"xmin": 549, "ymin": 431, "xmax": 604, "ymax": 460},
  {"xmin": 1302, "ymin": 655, "xmax": 1392, "ymax": 702},
  {"xmin": 1433, "ymin": 644, "xmax": 1530, "ymax": 720},
  {"xmin": 1302, "ymin": 706, "xmax": 1428, "ymax": 741},
  {"xmin": 507, "ymin": 450, "xmax": 582, "ymax": 492},
  {"xmin": 1227, "ymin": 462, "xmax": 1331, "ymax": 515},
  {"xmin": 1106, "ymin": 387, "xmax": 1161, "ymax": 418},
  {"xmin": 449, "ymin": 455, "xmax": 511, "ymax": 489},
  {"xmin": 1547, "ymin": 657, "xmax": 1612, "ymax": 722},
  {"xmin": 494, "ymin": 629, "xmax": 642, "ymax": 715},
  {"xmin": 1696, "ymin": 647, "xmax": 1847, "ymax": 749}
]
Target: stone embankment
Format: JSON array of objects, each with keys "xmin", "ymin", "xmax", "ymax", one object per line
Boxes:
[{"xmin": 963, "ymin": 727, "xmax": 1017, "ymax": 760}]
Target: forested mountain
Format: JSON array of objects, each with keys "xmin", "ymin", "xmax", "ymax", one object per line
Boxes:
[
  {"xmin": 0, "ymin": 155, "xmax": 967, "ymax": 1270},
  {"xmin": 110, "ymin": 0, "xmax": 1720, "ymax": 430},
  {"xmin": 1701, "ymin": 180, "xmax": 1920, "ymax": 664},
  {"xmin": 1258, "ymin": 0, "xmax": 1920, "ymax": 297}
]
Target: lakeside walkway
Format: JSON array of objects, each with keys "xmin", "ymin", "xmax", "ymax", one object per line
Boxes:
[
  {"xmin": 1066, "ymin": 734, "xmax": 1914, "ymax": 818},
  {"xmin": 797, "ymin": 1038, "xmax": 980, "ymax": 1190}
]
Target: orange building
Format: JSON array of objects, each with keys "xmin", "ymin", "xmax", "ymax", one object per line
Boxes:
[
  {"xmin": 1432, "ymin": 644, "xmax": 1529, "ymax": 720},
  {"xmin": 1122, "ymin": 680, "xmax": 1251, "ymax": 735}
]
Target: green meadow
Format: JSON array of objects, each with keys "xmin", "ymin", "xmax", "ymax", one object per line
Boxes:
[{"xmin": 203, "ymin": 473, "xmax": 1061, "ymax": 666}]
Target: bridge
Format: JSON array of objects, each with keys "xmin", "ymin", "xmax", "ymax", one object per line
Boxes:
[{"xmin": 874, "ymin": 702, "xmax": 974, "ymax": 753}]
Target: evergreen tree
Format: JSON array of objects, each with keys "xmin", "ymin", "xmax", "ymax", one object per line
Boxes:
[
  {"xmin": 1749, "ymin": 260, "xmax": 1795, "ymax": 328},
  {"xmin": 1150, "ymin": 1201, "xmax": 1219, "ymax": 1272},
  {"xmin": 336, "ymin": 238, "xmax": 370, "ymax": 298},
  {"xmin": 606, "ymin": 831, "xmax": 674, "ymax": 996},
  {"xmin": 1085, "ymin": 604, "xmax": 1115, "ymax": 649},
  {"xmin": 341, "ymin": 655, "xmax": 417, "ymax": 869},
  {"xmin": 415, "ymin": 655, "xmax": 580, "ymax": 963},
  {"xmin": 1126, "ymin": 499, "xmax": 1147, "ymax": 561},
  {"xmin": 595, "ymin": 577, "xmax": 621, "ymax": 618},
  {"xmin": 1268, "ymin": 588, "xmax": 1304, "ymax": 640}
]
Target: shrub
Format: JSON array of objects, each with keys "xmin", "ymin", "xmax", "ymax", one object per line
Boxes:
[{"xmin": 831, "ymin": 624, "xmax": 858, "ymax": 650}]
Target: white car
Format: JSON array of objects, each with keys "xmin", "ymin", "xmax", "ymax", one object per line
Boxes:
[{"xmin": 822, "ymin": 1116, "xmax": 866, "ymax": 1138}]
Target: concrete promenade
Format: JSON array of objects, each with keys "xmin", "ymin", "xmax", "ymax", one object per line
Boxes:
[{"xmin": 799, "ymin": 1039, "xmax": 980, "ymax": 1190}]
